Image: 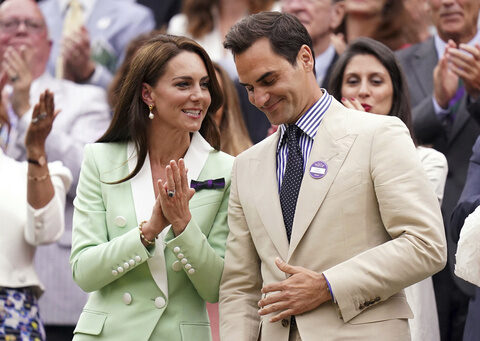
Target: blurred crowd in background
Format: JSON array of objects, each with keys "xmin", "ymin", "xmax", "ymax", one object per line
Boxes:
[{"xmin": 1, "ymin": 0, "xmax": 480, "ymax": 340}]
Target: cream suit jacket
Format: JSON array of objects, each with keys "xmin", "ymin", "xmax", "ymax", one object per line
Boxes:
[{"xmin": 219, "ymin": 98, "xmax": 447, "ymax": 341}]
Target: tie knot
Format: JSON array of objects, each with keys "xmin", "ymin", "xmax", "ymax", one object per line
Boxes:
[{"xmin": 286, "ymin": 124, "xmax": 300, "ymax": 141}]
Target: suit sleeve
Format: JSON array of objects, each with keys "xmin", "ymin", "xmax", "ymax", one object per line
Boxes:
[
  {"xmin": 164, "ymin": 178, "xmax": 231, "ymax": 303},
  {"xmin": 70, "ymin": 144, "xmax": 153, "ymax": 293},
  {"xmin": 450, "ymin": 135, "xmax": 480, "ymax": 241},
  {"xmin": 412, "ymin": 96, "xmax": 445, "ymax": 145},
  {"xmin": 323, "ymin": 118, "xmax": 447, "ymax": 322},
  {"xmin": 219, "ymin": 159, "xmax": 263, "ymax": 341}
]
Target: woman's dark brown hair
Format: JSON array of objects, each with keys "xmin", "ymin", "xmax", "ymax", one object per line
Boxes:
[
  {"xmin": 98, "ymin": 34, "xmax": 223, "ymax": 183},
  {"xmin": 328, "ymin": 37, "xmax": 416, "ymax": 144},
  {"xmin": 213, "ymin": 62, "xmax": 252, "ymax": 156}
]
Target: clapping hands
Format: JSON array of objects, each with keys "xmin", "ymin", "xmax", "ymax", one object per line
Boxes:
[{"xmin": 25, "ymin": 90, "xmax": 58, "ymax": 158}]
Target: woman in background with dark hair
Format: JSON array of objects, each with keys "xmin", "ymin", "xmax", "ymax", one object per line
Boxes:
[
  {"xmin": 329, "ymin": 37, "xmax": 446, "ymax": 341},
  {"xmin": 70, "ymin": 35, "xmax": 233, "ymax": 341}
]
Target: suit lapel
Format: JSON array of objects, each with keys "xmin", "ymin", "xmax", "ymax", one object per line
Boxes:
[
  {"xmin": 413, "ymin": 38, "xmax": 437, "ymax": 97},
  {"xmin": 321, "ymin": 52, "xmax": 338, "ymax": 89},
  {"xmin": 184, "ymin": 132, "xmax": 214, "ymax": 184},
  {"xmin": 253, "ymin": 133, "xmax": 290, "ymax": 260},
  {"xmin": 287, "ymin": 100, "xmax": 357, "ymax": 260}
]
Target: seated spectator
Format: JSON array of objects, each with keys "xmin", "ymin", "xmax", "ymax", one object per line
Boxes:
[
  {"xmin": 329, "ymin": 37, "xmax": 446, "ymax": 341},
  {"xmin": 39, "ymin": 0, "xmax": 155, "ymax": 89},
  {"xmin": 0, "ymin": 1, "xmax": 111, "ymax": 339},
  {"xmin": 0, "ymin": 87, "xmax": 72, "ymax": 341},
  {"xmin": 168, "ymin": 0, "xmax": 280, "ymax": 79}
]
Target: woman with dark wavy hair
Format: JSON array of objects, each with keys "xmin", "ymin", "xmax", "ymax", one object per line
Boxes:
[{"xmin": 70, "ymin": 34, "xmax": 233, "ymax": 341}]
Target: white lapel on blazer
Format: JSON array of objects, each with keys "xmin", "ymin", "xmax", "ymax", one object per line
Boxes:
[
  {"xmin": 127, "ymin": 142, "xmax": 170, "ymax": 298},
  {"xmin": 183, "ymin": 132, "xmax": 213, "ymax": 183}
]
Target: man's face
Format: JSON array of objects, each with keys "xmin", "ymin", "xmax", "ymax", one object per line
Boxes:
[
  {"xmin": 282, "ymin": 0, "xmax": 336, "ymax": 43},
  {"xmin": 0, "ymin": 0, "xmax": 50, "ymax": 74},
  {"xmin": 235, "ymin": 38, "xmax": 313, "ymax": 125},
  {"xmin": 429, "ymin": 0, "xmax": 480, "ymax": 43}
]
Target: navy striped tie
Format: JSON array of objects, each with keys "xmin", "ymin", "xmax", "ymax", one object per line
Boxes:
[{"xmin": 280, "ymin": 124, "xmax": 304, "ymax": 242}]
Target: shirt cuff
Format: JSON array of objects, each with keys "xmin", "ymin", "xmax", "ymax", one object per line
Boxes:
[
  {"xmin": 323, "ymin": 273, "xmax": 336, "ymax": 303},
  {"xmin": 432, "ymin": 96, "xmax": 451, "ymax": 116}
]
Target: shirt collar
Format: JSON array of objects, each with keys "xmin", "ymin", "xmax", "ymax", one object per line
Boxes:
[
  {"xmin": 277, "ymin": 90, "xmax": 332, "ymax": 150},
  {"xmin": 434, "ymin": 30, "xmax": 480, "ymax": 59},
  {"xmin": 315, "ymin": 44, "xmax": 336, "ymax": 85},
  {"xmin": 59, "ymin": 0, "xmax": 96, "ymax": 21}
]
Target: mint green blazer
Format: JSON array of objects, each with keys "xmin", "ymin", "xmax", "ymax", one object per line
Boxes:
[{"xmin": 71, "ymin": 133, "xmax": 234, "ymax": 341}]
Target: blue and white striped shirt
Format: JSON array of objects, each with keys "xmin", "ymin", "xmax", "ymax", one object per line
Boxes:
[{"xmin": 276, "ymin": 90, "xmax": 332, "ymax": 192}]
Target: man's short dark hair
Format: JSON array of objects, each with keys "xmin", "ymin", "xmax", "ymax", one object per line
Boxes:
[{"xmin": 223, "ymin": 11, "xmax": 315, "ymax": 66}]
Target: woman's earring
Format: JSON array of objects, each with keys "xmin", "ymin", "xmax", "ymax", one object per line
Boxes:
[{"xmin": 148, "ymin": 104, "xmax": 154, "ymax": 120}]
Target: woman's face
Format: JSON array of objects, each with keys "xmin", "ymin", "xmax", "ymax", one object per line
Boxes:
[
  {"xmin": 341, "ymin": 54, "xmax": 393, "ymax": 115},
  {"xmin": 345, "ymin": 0, "xmax": 386, "ymax": 16},
  {"xmin": 146, "ymin": 51, "xmax": 211, "ymax": 133}
]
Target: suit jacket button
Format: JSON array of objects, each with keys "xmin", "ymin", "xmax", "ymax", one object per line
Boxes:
[
  {"xmin": 129, "ymin": 259, "xmax": 135, "ymax": 266},
  {"xmin": 155, "ymin": 297, "xmax": 166, "ymax": 309},
  {"xmin": 172, "ymin": 261, "xmax": 182, "ymax": 272},
  {"xmin": 135, "ymin": 255, "xmax": 142, "ymax": 263},
  {"xmin": 123, "ymin": 292, "xmax": 132, "ymax": 305},
  {"xmin": 114, "ymin": 216, "xmax": 127, "ymax": 227},
  {"xmin": 281, "ymin": 319, "xmax": 289, "ymax": 327},
  {"xmin": 375, "ymin": 297, "xmax": 380, "ymax": 302},
  {"xmin": 173, "ymin": 246, "xmax": 181, "ymax": 253}
]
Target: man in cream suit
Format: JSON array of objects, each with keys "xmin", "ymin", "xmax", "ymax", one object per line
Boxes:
[{"xmin": 219, "ymin": 12, "xmax": 447, "ymax": 341}]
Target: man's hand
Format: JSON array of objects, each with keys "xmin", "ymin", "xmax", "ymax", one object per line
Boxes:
[
  {"xmin": 1, "ymin": 45, "xmax": 33, "ymax": 117},
  {"xmin": 433, "ymin": 40, "xmax": 459, "ymax": 109},
  {"xmin": 447, "ymin": 42, "xmax": 480, "ymax": 100},
  {"xmin": 62, "ymin": 26, "xmax": 96, "ymax": 82},
  {"xmin": 258, "ymin": 257, "xmax": 332, "ymax": 322}
]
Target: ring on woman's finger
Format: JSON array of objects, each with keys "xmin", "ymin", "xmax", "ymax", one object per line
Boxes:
[
  {"xmin": 31, "ymin": 112, "xmax": 47, "ymax": 124},
  {"xmin": 10, "ymin": 74, "xmax": 19, "ymax": 82},
  {"xmin": 167, "ymin": 190, "xmax": 175, "ymax": 198}
]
